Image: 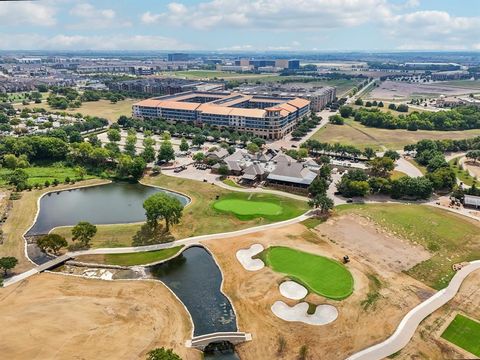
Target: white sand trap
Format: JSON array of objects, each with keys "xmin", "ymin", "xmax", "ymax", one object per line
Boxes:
[
  {"xmin": 236, "ymin": 244, "xmax": 265, "ymax": 271},
  {"xmin": 279, "ymin": 281, "xmax": 308, "ymax": 300},
  {"xmin": 271, "ymin": 301, "xmax": 338, "ymax": 325}
]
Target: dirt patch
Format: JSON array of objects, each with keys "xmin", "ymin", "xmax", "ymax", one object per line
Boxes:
[
  {"xmin": 316, "ymin": 214, "xmax": 432, "ymax": 273},
  {"xmin": 398, "ymin": 270, "xmax": 480, "ymax": 359},
  {"xmin": 370, "ymin": 80, "xmax": 476, "ymax": 100},
  {"xmin": 0, "ymin": 273, "xmax": 200, "ymax": 360},
  {"xmin": 203, "ymin": 223, "xmax": 432, "ymax": 360}
]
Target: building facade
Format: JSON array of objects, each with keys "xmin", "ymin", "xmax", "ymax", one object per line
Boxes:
[{"xmin": 133, "ymin": 91, "xmax": 310, "ymax": 139}]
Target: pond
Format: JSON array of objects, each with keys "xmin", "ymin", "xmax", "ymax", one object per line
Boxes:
[
  {"xmin": 148, "ymin": 246, "xmax": 237, "ymax": 336},
  {"xmin": 27, "ymin": 182, "xmax": 190, "ymax": 236},
  {"xmin": 26, "ymin": 182, "xmax": 189, "ymax": 264}
]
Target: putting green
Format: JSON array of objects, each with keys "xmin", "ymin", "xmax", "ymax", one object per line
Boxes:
[
  {"xmin": 213, "ymin": 199, "xmax": 283, "ymax": 216},
  {"xmin": 441, "ymin": 314, "xmax": 480, "ymax": 357},
  {"xmin": 264, "ymin": 246, "xmax": 354, "ymax": 300}
]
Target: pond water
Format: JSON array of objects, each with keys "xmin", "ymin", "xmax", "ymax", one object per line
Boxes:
[
  {"xmin": 27, "ymin": 182, "xmax": 189, "ymax": 236},
  {"xmin": 148, "ymin": 246, "xmax": 237, "ymax": 336}
]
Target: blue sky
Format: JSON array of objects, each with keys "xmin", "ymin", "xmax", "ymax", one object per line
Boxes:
[{"xmin": 0, "ymin": 0, "xmax": 479, "ymax": 51}]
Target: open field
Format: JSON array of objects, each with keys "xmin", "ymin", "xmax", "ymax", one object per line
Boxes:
[
  {"xmin": 441, "ymin": 314, "xmax": 480, "ymax": 357},
  {"xmin": 262, "ymin": 246, "xmax": 354, "ymax": 299},
  {"xmin": 310, "ymin": 118, "xmax": 480, "ymax": 150},
  {"xmin": 0, "ymin": 273, "xmax": 199, "ymax": 360},
  {"xmin": 76, "ymin": 246, "xmax": 185, "ymax": 266},
  {"xmin": 0, "ymin": 164, "xmax": 96, "ymax": 186},
  {"xmin": 19, "ymin": 99, "xmax": 137, "ymax": 122},
  {"xmin": 368, "ymin": 80, "xmax": 479, "ymax": 101},
  {"xmin": 204, "ymin": 222, "xmax": 432, "ymax": 359},
  {"xmin": 439, "ymin": 80, "xmax": 480, "ymax": 90},
  {"xmin": 0, "ymin": 179, "xmax": 107, "ymax": 273},
  {"xmin": 53, "ymin": 174, "xmax": 308, "ymax": 247},
  {"xmin": 336, "ymin": 203, "xmax": 480, "ymax": 289}
]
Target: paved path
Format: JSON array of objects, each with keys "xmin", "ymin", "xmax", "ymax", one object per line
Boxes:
[
  {"xmin": 346, "ymin": 260, "xmax": 480, "ymax": 360},
  {"xmin": 2, "ymin": 212, "xmax": 311, "ymax": 287},
  {"xmin": 395, "ymin": 157, "xmax": 423, "ymax": 178}
]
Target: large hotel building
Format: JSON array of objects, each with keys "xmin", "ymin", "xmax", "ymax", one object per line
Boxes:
[{"xmin": 132, "ymin": 91, "xmax": 310, "ymax": 139}]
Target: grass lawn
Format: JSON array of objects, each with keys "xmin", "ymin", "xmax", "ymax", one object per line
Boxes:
[
  {"xmin": 441, "ymin": 314, "xmax": 480, "ymax": 357},
  {"xmin": 336, "ymin": 203, "xmax": 480, "ymax": 289},
  {"xmin": 76, "ymin": 246, "xmax": 184, "ymax": 266},
  {"xmin": 262, "ymin": 246, "xmax": 354, "ymax": 300},
  {"xmin": 439, "ymin": 80, "xmax": 480, "ymax": 90},
  {"xmin": 390, "ymin": 170, "xmax": 408, "ymax": 180},
  {"xmin": 310, "ymin": 118, "xmax": 480, "ymax": 151},
  {"xmin": 19, "ymin": 99, "xmax": 137, "ymax": 122},
  {"xmin": 0, "ymin": 164, "xmax": 96, "ymax": 186},
  {"xmin": 222, "ymin": 178, "xmax": 243, "ymax": 188},
  {"xmin": 53, "ymin": 174, "xmax": 308, "ymax": 247},
  {"xmin": 449, "ymin": 157, "xmax": 476, "ymax": 186}
]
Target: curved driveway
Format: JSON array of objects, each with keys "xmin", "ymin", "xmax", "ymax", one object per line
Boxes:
[{"xmin": 347, "ymin": 260, "xmax": 480, "ymax": 360}]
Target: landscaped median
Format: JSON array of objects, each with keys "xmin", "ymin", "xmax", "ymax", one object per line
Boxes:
[
  {"xmin": 75, "ymin": 246, "xmax": 184, "ymax": 266},
  {"xmin": 259, "ymin": 246, "xmax": 354, "ymax": 300}
]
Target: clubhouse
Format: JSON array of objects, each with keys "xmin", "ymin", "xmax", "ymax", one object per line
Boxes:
[{"xmin": 132, "ymin": 91, "xmax": 310, "ymax": 139}]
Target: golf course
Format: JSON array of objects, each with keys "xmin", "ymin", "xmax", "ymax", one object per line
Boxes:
[{"xmin": 262, "ymin": 246, "xmax": 354, "ymax": 300}]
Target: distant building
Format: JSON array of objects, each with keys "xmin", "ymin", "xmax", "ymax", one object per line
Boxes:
[
  {"xmin": 464, "ymin": 194, "xmax": 480, "ymax": 208},
  {"xmin": 108, "ymin": 78, "xmax": 224, "ymax": 96},
  {"xmin": 431, "ymin": 71, "xmax": 470, "ymax": 81},
  {"xmin": 234, "ymin": 59, "xmax": 300, "ymax": 71},
  {"xmin": 167, "ymin": 53, "xmax": 190, "ymax": 62},
  {"xmin": 133, "ymin": 91, "xmax": 310, "ymax": 139}
]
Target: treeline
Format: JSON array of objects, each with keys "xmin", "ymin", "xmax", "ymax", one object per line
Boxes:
[
  {"xmin": 340, "ymin": 105, "xmax": 480, "ymax": 131},
  {"xmin": 46, "ymin": 88, "xmax": 127, "ymax": 109},
  {"xmin": 405, "ymin": 137, "xmax": 480, "ymax": 153}
]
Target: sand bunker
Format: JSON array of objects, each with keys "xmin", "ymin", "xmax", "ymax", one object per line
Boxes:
[
  {"xmin": 271, "ymin": 301, "xmax": 338, "ymax": 325},
  {"xmin": 236, "ymin": 244, "xmax": 265, "ymax": 271},
  {"xmin": 279, "ymin": 281, "xmax": 308, "ymax": 300}
]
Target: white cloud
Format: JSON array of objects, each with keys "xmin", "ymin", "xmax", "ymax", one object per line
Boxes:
[
  {"xmin": 141, "ymin": 0, "xmax": 391, "ymax": 30},
  {"xmin": 69, "ymin": 2, "xmax": 130, "ymax": 29},
  {"xmin": 0, "ymin": 34, "xmax": 192, "ymax": 51},
  {"xmin": 0, "ymin": 2, "xmax": 57, "ymax": 26}
]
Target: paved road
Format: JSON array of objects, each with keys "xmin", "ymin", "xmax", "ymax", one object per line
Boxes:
[
  {"xmin": 2, "ymin": 212, "xmax": 311, "ymax": 287},
  {"xmin": 346, "ymin": 260, "xmax": 480, "ymax": 360}
]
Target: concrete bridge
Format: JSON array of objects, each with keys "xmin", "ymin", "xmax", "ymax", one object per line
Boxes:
[{"xmin": 186, "ymin": 332, "xmax": 252, "ymax": 351}]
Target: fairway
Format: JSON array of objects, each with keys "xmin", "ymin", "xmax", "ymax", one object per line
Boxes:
[
  {"xmin": 263, "ymin": 246, "xmax": 354, "ymax": 300},
  {"xmin": 213, "ymin": 199, "xmax": 283, "ymax": 217},
  {"xmin": 441, "ymin": 314, "xmax": 480, "ymax": 357}
]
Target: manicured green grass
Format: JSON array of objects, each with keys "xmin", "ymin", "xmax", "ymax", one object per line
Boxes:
[
  {"xmin": 103, "ymin": 246, "xmax": 184, "ymax": 266},
  {"xmin": 301, "ymin": 218, "xmax": 325, "ymax": 229},
  {"xmin": 449, "ymin": 157, "xmax": 476, "ymax": 186},
  {"xmin": 390, "ymin": 170, "xmax": 408, "ymax": 180},
  {"xmin": 212, "ymin": 192, "xmax": 307, "ymax": 221},
  {"xmin": 262, "ymin": 246, "xmax": 354, "ymax": 300},
  {"xmin": 222, "ymin": 179, "xmax": 243, "ymax": 188},
  {"xmin": 441, "ymin": 314, "xmax": 480, "ymax": 357},
  {"xmin": 0, "ymin": 165, "xmax": 95, "ymax": 186},
  {"xmin": 214, "ymin": 199, "xmax": 283, "ymax": 218},
  {"xmin": 336, "ymin": 203, "xmax": 480, "ymax": 289}
]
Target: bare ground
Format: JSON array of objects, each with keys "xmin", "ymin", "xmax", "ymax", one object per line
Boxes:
[
  {"xmin": 316, "ymin": 214, "xmax": 432, "ymax": 273},
  {"xmin": 398, "ymin": 270, "xmax": 480, "ymax": 360},
  {"xmin": 0, "ymin": 273, "xmax": 201, "ymax": 360},
  {"xmin": 203, "ymin": 222, "xmax": 434, "ymax": 360}
]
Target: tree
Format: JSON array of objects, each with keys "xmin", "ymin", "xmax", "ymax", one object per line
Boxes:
[
  {"xmin": 369, "ymin": 156, "xmax": 395, "ymax": 178},
  {"xmin": 339, "ymin": 105, "xmax": 353, "ymax": 118},
  {"xmin": 308, "ymin": 177, "xmax": 328, "ymax": 197},
  {"xmin": 71, "ymin": 222, "xmax": 97, "ymax": 248},
  {"xmin": 427, "ymin": 167, "xmax": 457, "ymax": 190},
  {"xmin": 143, "ymin": 193, "xmax": 184, "ymax": 232},
  {"xmin": 158, "ymin": 141, "xmax": 175, "ymax": 163},
  {"xmin": 0, "ymin": 256, "xmax": 18, "ymax": 276},
  {"xmin": 7, "ymin": 169, "xmax": 28, "ymax": 190},
  {"xmin": 363, "ymin": 147, "xmax": 376, "ymax": 160},
  {"xmin": 107, "ymin": 128, "xmax": 121, "ymax": 143},
  {"xmin": 397, "ymin": 104, "xmax": 409, "ymax": 113},
  {"xmin": 69, "ymin": 131, "xmax": 83, "ymax": 144},
  {"xmin": 124, "ymin": 133, "xmax": 137, "ymax": 157},
  {"xmin": 179, "ymin": 137, "xmax": 189, "ymax": 152},
  {"xmin": 146, "ymin": 347, "xmax": 181, "ymax": 360},
  {"xmin": 329, "ymin": 115, "xmax": 344, "ymax": 125},
  {"xmin": 390, "ymin": 176, "xmax": 433, "ymax": 200},
  {"xmin": 355, "ymin": 98, "xmax": 364, "ymax": 106},
  {"xmin": 246, "ymin": 142, "xmax": 259, "ymax": 154},
  {"xmin": 218, "ymin": 164, "xmax": 229, "ymax": 177},
  {"xmin": 192, "ymin": 134, "xmax": 206, "ymax": 147},
  {"xmin": 142, "ymin": 145, "xmax": 156, "ymax": 163},
  {"xmin": 36, "ymin": 234, "xmax": 68, "ymax": 255},
  {"xmin": 192, "ymin": 152, "xmax": 205, "ymax": 163},
  {"xmin": 308, "ymin": 194, "xmax": 334, "ymax": 214},
  {"xmin": 384, "ymin": 150, "xmax": 400, "ymax": 161},
  {"xmin": 388, "ymin": 103, "xmax": 397, "ymax": 111}
]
